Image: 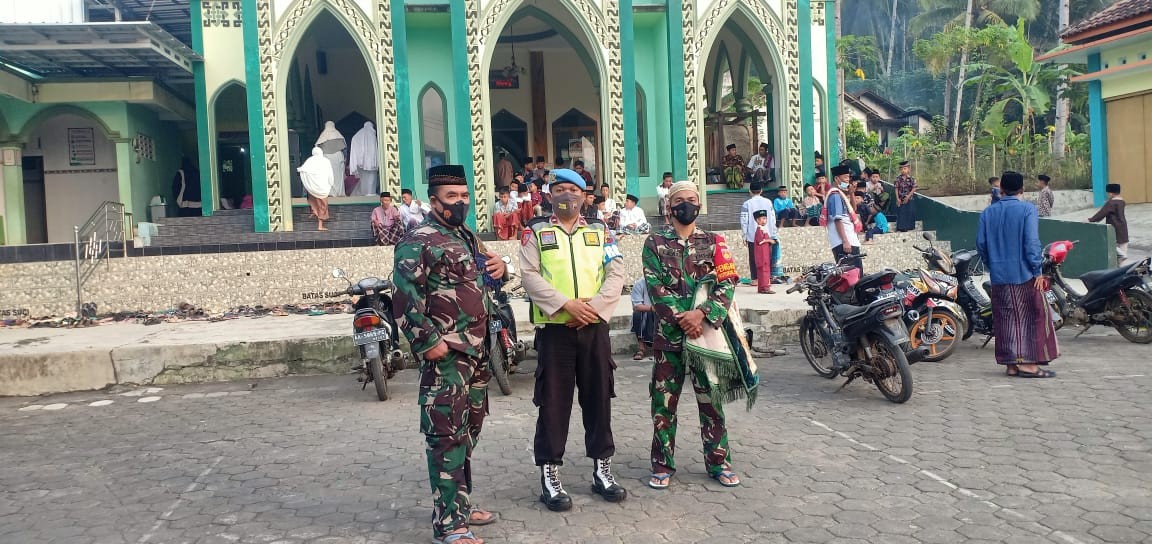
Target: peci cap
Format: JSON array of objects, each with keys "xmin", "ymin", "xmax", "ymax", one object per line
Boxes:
[{"xmin": 428, "ymin": 165, "xmax": 467, "ymax": 186}]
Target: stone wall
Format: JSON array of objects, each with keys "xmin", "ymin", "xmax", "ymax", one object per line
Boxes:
[{"xmin": 0, "ymin": 227, "xmax": 940, "ymax": 317}]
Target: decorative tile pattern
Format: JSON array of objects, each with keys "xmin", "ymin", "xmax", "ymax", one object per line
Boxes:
[
  {"xmin": 203, "ymin": 1, "xmax": 243, "ymax": 27},
  {"xmin": 604, "ymin": 0, "xmax": 627, "ymax": 206},
  {"xmin": 375, "ymin": 0, "xmax": 401, "ymax": 198},
  {"xmin": 694, "ymin": 0, "xmax": 800, "ymax": 194},
  {"xmin": 465, "ymin": 0, "xmax": 490, "ymax": 228},
  {"xmin": 258, "ymin": 0, "xmax": 383, "ymax": 231},
  {"xmin": 681, "ymin": 0, "xmax": 699, "ymax": 188}
]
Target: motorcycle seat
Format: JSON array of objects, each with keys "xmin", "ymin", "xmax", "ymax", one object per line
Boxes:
[
  {"xmin": 1078, "ymin": 263, "xmax": 1136, "ymax": 290},
  {"xmin": 832, "ymin": 303, "xmax": 870, "ymax": 321},
  {"xmin": 857, "ymin": 271, "xmax": 896, "ymax": 289}
]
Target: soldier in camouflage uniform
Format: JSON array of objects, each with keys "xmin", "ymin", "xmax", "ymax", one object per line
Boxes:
[
  {"xmin": 642, "ymin": 180, "xmax": 742, "ymax": 490},
  {"xmin": 392, "ymin": 164, "xmax": 507, "ymax": 544}
]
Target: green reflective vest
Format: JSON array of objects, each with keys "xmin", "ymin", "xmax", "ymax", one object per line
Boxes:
[{"xmin": 530, "ymin": 221, "xmax": 608, "ymax": 324}]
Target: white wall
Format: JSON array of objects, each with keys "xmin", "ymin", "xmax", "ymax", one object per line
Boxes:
[
  {"xmin": 23, "ymin": 114, "xmax": 119, "ymax": 244},
  {"xmin": 488, "ymin": 47, "xmax": 601, "ymax": 170}
]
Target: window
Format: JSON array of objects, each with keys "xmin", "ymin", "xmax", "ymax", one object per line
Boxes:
[
  {"xmin": 636, "ymin": 85, "xmax": 649, "ymax": 177},
  {"xmin": 419, "ymin": 84, "xmax": 448, "ymax": 170}
]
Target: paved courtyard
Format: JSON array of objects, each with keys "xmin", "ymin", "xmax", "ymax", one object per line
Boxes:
[{"xmin": 1, "ymin": 327, "xmax": 1150, "ymax": 544}]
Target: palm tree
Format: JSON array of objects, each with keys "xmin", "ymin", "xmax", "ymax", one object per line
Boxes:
[{"xmin": 912, "ymin": 0, "xmax": 1041, "ymax": 142}]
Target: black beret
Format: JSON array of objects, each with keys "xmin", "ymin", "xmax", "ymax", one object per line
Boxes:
[
  {"xmin": 428, "ymin": 164, "xmax": 468, "ymax": 186},
  {"xmin": 1107, "ymin": 183, "xmax": 1121, "ymax": 194},
  {"xmin": 726, "ymin": 143, "xmax": 737, "ymax": 150}
]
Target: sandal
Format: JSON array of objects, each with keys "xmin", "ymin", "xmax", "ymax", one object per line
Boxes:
[
  {"xmin": 433, "ymin": 530, "xmax": 483, "ymax": 544},
  {"xmin": 1005, "ymin": 365, "xmax": 1018, "ymax": 376},
  {"xmin": 1015, "ymin": 368, "xmax": 1056, "ymax": 378},
  {"xmin": 711, "ymin": 470, "xmax": 741, "ymax": 487},
  {"xmin": 633, "ymin": 350, "xmax": 646, "ymax": 361},
  {"xmin": 468, "ymin": 507, "xmax": 498, "ymax": 526},
  {"xmin": 648, "ymin": 472, "xmax": 671, "ymax": 489}
]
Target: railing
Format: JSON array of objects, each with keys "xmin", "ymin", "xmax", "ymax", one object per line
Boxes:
[{"xmin": 73, "ymin": 201, "xmax": 132, "ymax": 316}]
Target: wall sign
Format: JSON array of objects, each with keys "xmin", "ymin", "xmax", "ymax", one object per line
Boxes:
[
  {"xmin": 489, "ymin": 71, "xmax": 519, "ymax": 90},
  {"xmin": 67, "ymin": 128, "xmax": 96, "ymax": 166}
]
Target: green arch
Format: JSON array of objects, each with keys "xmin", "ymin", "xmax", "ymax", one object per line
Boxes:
[
  {"xmin": 722, "ymin": 17, "xmax": 773, "ymax": 98},
  {"xmin": 416, "ymin": 82, "xmax": 450, "ymax": 166},
  {"xmin": 505, "ymin": 5, "xmax": 599, "ymax": 84},
  {"xmin": 17, "ymin": 104, "xmax": 120, "ymax": 142}
]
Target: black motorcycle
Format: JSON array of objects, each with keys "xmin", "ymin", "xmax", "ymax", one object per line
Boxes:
[
  {"xmin": 788, "ymin": 258, "xmax": 923, "ymax": 404},
  {"xmin": 488, "ymin": 256, "xmax": 527, "ymax": 395},
  {"xmin": 1043, "ymin": 240, "xmax": 1152, "ymax": 343},
  {"xmin": 332, "ymin": 268, "xmax": 410, "ymax": 401}
]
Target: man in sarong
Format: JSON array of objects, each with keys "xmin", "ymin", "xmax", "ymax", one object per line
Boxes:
[
  {"xmin": 492, "ymin": 187, "xmax": 521, "ymax": 240},
  {"xmin": 642, "ymin": 181, "xmax": 758, "ymax": 491},
  {"xmin": 371, "ymin": 192, "xmax": 404, "ymax": 246},
  {"xmin": 977, "ymin": 171, "xmax": 1059, "ymax": 378},
  {"xmin": 721, "ymin": 144, "xmax": 746, "ymax": 190}
]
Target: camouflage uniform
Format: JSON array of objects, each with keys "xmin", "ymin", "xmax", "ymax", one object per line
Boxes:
[
  {"xmin": 392, "ymin": 217, "xmax": 493, "ymax": 539},
  {"xmin": 642, "ymin": 224, "xmax": 737, "ymax": 476}
]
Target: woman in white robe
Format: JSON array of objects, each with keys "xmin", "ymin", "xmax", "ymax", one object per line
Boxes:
[
  {"xmin": 298, "ymin": 147, "xmax": 334, "ymax": 231},
  {"xmin": 348, "ymin": 121, "xmax": 379, "ymax": 196},
  {"xmin": 315, "ymin": 121, "xmax": 347, "ymax": 197}
]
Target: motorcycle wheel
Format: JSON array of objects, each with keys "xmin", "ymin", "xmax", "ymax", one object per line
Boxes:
[
  {"xmin": 869, "ymin": 333, "xmax": 913, "ymax": 404},
  {"xmin": 799, "ymin": 316, "xmax": 837, "ymax": 379},
  {"xmin": 908, "ymin": 307, "xmax": 962, "ymax": 362},
  {"xmin": 368, "ymin": 355, "xmax": 389, "ymax": 401},
  {"xmin": 1113, "ymin": 288, "xmax": 1152, "ymax": 344},
  {"xmin": 490, "ymin": 332, "xmax": 513, "ymax": 395}
]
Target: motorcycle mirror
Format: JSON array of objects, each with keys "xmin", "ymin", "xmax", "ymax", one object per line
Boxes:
[
  {"xmin": 922, "ymin": 232, "xmax": 935, "ymax": 242},
  {"xmin": 331, "ymin": 268, "xmax": 346, "ymax": 279}
]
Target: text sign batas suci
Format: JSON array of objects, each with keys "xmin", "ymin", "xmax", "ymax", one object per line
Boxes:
[{"xmin": 489, "ymin": 71, "xmax": 519, "ymax": 89}]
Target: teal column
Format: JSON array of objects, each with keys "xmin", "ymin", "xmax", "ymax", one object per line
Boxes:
[
  {"xmin": 621, "ymin": 0, "xmax": 638, "ymax": 196},
  {"xmin": 798, "ymin": 0, "xmax": 815, "ymax": 183},
  {"xmin": 392, "ymin": 0, "xmax": 417, "ymax": 192},
  {"xmin": 823, "ymin": 1, "xmax": 839, "ymax": 167},
  {"xmin": 1087, "ymin": 53, "xmax": 1108, "ymax": 207},
  {"xmin": 191, "ymin": 3, "xmax": 213, "ymax": 216},
  {"xmin": 241, "ymin": 0, "xmax": 270, "ymax": 231},
  {"xmin": 449, "ymin": 1, "xmax": 477, "ymax": 229},
  {"xmin": 665, "ymin": 0, "xmax": 688, "ymax": 181}
]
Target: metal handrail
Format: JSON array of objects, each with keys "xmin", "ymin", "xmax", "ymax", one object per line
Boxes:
[{"xmin": 73, "ymin": 201, "xmax": 130, "ymax": 316}]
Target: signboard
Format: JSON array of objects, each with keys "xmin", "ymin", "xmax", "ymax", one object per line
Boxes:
[
  {"xmin": 489, "ymin": 71, "xmax": 519, "ymax": 89},
  {"xmin": 68, "ymin": 128, "xmax": 96, "ymax": 166}
]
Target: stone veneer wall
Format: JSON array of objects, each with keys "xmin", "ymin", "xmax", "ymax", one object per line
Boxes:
[{"xmin": 0, "ymin": 228, "xmax": 942, "ymax": 317}]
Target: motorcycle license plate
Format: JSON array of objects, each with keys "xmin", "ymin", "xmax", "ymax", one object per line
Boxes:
[
  {"xmin": 489, "ymin": 319, "xmax": 502, "ymax": 333},
  {"xmin": 354, "ymin": 328, "xmax": 390, "ymax": 346}
]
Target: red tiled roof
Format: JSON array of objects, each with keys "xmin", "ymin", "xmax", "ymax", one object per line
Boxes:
[{"xmin": 1063, "ymin": 0, "xmax": 1152, "ymax": 40}]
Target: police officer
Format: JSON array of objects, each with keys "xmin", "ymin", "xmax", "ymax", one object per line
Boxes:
[
  {"xmin": 519, "ymin": 168, "xmax": 627, "ymax": 511},
  {"xmin": 392, "ymin": 164, "xmax": 506, "ymax": 544}
]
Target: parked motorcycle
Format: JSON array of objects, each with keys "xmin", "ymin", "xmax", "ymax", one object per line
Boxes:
[
  {"xmin": 1043, "ymin": 240, "xmax": 1152, "ymax": 343},
  {"xmin": 788, "ymin": 257, "xmax": 926, "ymax": 404},
  {"xmin": 332, "ymin": 268, "xmax": 410, "ymax": 401},
  {"xmin": 896, "ymin": 268, "xmax": 967, "ymax": 362},
  {"xmin": 487, "ymin": 255, "xmax": 527, "ymax": 395}
]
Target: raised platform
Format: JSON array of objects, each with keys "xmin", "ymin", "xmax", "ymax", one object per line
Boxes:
[{"xmin": 0, "ymin": 285, "xmax": 808, "ymax": 397}]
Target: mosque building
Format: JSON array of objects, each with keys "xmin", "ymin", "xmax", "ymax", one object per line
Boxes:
[{"xmin": 0, "ymin": 0, "xmax": 836, "ymax": 243}]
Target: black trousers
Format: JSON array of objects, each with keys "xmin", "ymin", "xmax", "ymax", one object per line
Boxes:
[
  {"xmin": 533, "ymin": 322, "xmax": 616, "ymax": 466},
  {"xmin": 832, "ymin": 245, "xmax": 864, "ymax": 276}
]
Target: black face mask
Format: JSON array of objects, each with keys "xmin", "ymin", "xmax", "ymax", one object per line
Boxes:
[
  {"xmin": 671, "ymin": 202, "xmax": 700, "ymax": 225},
  {"xmin": 434, "ymin": 199, "xmax": 469, "ymax": 227}
]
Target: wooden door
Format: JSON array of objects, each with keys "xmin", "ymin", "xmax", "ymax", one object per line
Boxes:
[{"xmin": 1105, "ymin": 93, "xmax": 1149, "ymax": 203}]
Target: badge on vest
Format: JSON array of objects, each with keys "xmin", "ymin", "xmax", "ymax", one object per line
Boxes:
[
  {"xmin": 583, "ymin": 231, "xmax": 600, "ymax": 246},
  {"xmin": 539, "ymin": 230, "xmax": 558, "ymax": 250}
]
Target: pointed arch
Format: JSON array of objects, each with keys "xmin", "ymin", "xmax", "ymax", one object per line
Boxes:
[
  {"xmin": 813, "ymin": 80, "xmax": 828, "ymax": 157},
  {"xmin": 252, "ymin": 0, "xmax": 384, "ymax": 231},
  {"xmin": 17, "ymin": 105, "xmax": 120, "ymax": 142},
  {"xmin": 504, "ymin": 6, "xmax": 600, "ymax": 86},
  {"xmin": 710, "ymin": 42, "xmax": 734, "ymax": 114},
  {"xmin": 417, "ymin": 82, "xmax": 449, "ymax": 170}
]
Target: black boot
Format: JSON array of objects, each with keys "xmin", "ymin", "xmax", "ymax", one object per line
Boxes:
[
  {"xmin": 591, "ymin": 458, "xmax": 627, "ymax": 502},
  {"xmin": 539, "ymin": 464, "xmax": 572, "ymax": 512}
]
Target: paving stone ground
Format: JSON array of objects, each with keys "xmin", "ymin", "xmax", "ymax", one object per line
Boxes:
[{"xmin": 1, "ymin": 326, "xmax": 1150, "ymax": 544}]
